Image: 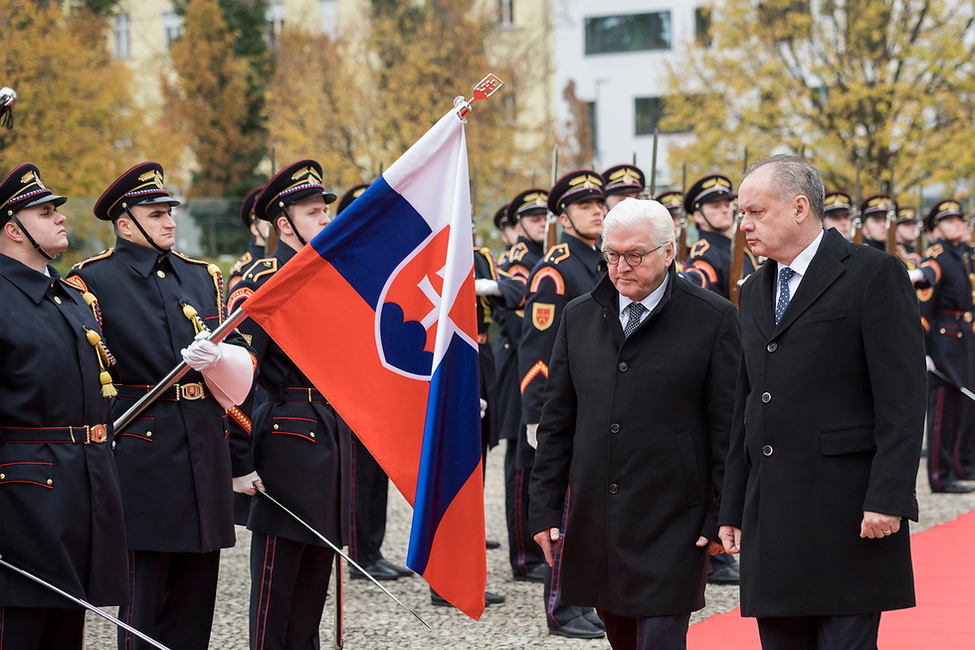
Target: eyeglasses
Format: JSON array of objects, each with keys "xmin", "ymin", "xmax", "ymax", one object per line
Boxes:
[
  {"xmin": 601, "ymin": 245, "xmax": 663, "ymax": 267},
  {"xmin": 602, "ymin": 247, "xmax": 663, "ymax": 267}
]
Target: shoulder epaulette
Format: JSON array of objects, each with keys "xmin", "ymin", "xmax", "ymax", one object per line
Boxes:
[
  {"xmin": 72, "ymin": 248, "xmax": 114, "ymax": 269},
  {"xmin": 924, "ymin": 243, "xmax": 944, "ymax": 259},
  {"xmin": 509, "ymin": 242, "xmax": 528, "ymax": 263},
  {"xmin": 544, "ymin": 243, "xmax": 570, "ymax": 264},
  {"xmin": 242, "ymin": 257, "xmax": 279, "ymax": 282},
  {"xmin": 477, "ymin": 247, "xmax": 498, "ymax": 280},
  {"xmin": 688, "ymin": 239, "xmax": 710, "ymax": 259},
  {"xmin": 230, "ymin": 251, "xmax": 253, "ymax": 276}
]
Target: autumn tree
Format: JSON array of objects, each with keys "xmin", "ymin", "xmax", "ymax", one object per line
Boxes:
[
  {"xmin": 165, "ymin": 0, "xmax": 268, "ymax": 197},
  {"xmin": 0, "ymin": 0, "xmax": 152, "ymax": 265},
  {"xmin": 662, "ymin": 0, "xmax": 975, "ymax": 200},
  {"xmin": 267, "ymin": 0, "xmax": 552, "ymax": 244}
]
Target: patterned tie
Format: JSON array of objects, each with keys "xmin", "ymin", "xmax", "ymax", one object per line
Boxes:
[
  {"xmin": 775, "ymin": 267, "xmax": 796, "ymax": 325},
  {"xmin": 624, "ymin": 302, "xmax": 647, "ymax": 337}
]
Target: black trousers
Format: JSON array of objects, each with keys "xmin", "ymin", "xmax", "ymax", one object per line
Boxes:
[
  {"xmin": 543, "ymin": 489, "xmax": 590, "ymax": 629},
  {"xmin": 927, "ymin": 379, "xmax": 965, "ymax": 490},
  {"xmin": 504, "ymin": 438, "xmax": 544, "ymax": 576},
  {"xmin": 598, "ymin": 610, "xmax": 691, "ymax": 650},
  {"xmin": 756, "ymin": 613, "xmax": 881, "ymax": 650},
  {"xmin": 117, "ymin": 549, "xmax": 221, "ymax": 650},
  {"xmin": 0, "ymin": 606, "xmax": 85, "ymax": 650},
  {"xmin": 350, "ymin": 436, "xmax": 388, "ymax": 566},
  {"xmin": 250, "ymin": 532, "xmax": 334, "ymax": 650}
]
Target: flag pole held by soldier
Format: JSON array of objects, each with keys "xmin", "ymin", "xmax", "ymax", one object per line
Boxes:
[{"xmin": 886, "ymin": 155, "xmax": 898, "ymax": 254}]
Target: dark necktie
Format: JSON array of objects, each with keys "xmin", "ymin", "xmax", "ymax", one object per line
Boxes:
[
  {"xmin": 775, "ymin": 267, "xmax": 796, "ymax": 325},
  {"xmin": 624, "ymin": 302, "xmax": 646, "ymax": 337}
]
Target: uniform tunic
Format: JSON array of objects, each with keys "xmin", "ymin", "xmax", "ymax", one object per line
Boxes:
[
  {"xmin": 0, "ymin": 256, "xmax": 127, "ymax": 608},
  {"xmin": 683, "ymin": 229, "xmax": 759, "ymax": 300},
  {"xmin": 67, "ymin": 238, "xmax": 247, "ymax": 553}
]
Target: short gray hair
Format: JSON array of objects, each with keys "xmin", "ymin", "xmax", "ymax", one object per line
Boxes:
[
  {"xmin": 602, "ymin": 198, "xmax": 676, "ymax": 250},
  {"xmin": 743, "ymin": 154, "xmax": 825, "ymax": 221}
]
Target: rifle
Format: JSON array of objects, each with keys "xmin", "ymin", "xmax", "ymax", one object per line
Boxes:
[
  {"xmin": 852, "ymin": 158, "xmax": 863, "ymax": 245},
  {"xmin": 649, "ymin": 128, "xmax": 659, "ymax": 196},
  {"xmin": 678, "ymin": 161, "xmax": 688, "ymax": 261},
  {"xmin": 916, "ymin": 184, "xmax": 925, "ymax": 252},
  {"xmin": 886, "ymin": 155, "xmax": 897, "ymax": 254},
  {"xmin": 265, "ymin": 144, "xmax": 278, "ymax": 256},
  {"xmin": 544, "ymin": 145, "xmax": 559, "ymax": 251},
  {"xmin": 728, "ymin": 148, "xmax": 748, "ymax": 307}
]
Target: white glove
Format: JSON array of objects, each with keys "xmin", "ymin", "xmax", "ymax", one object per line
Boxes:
[
  {"xmin": 181, "ymin": 331, "xmax": 220, "ymax": 371},
  {"xmin": 526, "ymin": 423, "xmax": 538, "ymax": 449},
  {"xmin": 475, "ymin": 278, "xmax": 502, "ymax": 297},
  {"xmin": 908, "ymin": 268, "xmax": 925, "ymax": 284},
  {"xmin": 233, "ymin": 471, "xmax": 264, "ymax": 496},
  {"xmin": 182, "ymin": 331, "xmax": 255, "ymax": 409},
  {"xmin": 480, "ymin": 398, "xmax": 488, "ymax": 420},
  {"xmin": 926, "ymin": 355, "xmax": 935, "ymax": 373}
]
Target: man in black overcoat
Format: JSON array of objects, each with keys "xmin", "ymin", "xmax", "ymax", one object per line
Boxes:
[
  {"xmin": 719, "ymin": 155, "xmax": 926, "ymax": 650},
  {"xmin": 530, "ymin": 198, "xmax": 740, "ymax": 649}
]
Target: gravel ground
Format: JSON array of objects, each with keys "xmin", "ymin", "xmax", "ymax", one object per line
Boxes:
[{"xmin": 84, "ymin": 442, "xmax": 975, "ymax": 649}]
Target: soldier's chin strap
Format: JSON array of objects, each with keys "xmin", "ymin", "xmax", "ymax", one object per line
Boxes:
[
  {"xmin": 122, "ymin": 205, "xmax": 170, "ymax": 254},
  {"xmin": 10, "ymin": 214, "xmax": 55, "ymax": 261},
  {"xmin": 279, "ymin": 203, "xmax": 308, "ymax": 247}
]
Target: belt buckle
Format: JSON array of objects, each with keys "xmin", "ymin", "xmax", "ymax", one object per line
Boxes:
[
  {"xmin": 180, "ymin": 383, "xmax": 204, "ymax": 400},
  {"xmin": 87, "ymin": 424, "xmax": 108, "ymax": 444}
]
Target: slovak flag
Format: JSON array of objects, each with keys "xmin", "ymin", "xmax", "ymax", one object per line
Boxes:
[{"xmin": 241, "ymin": 111, "xmax": 486, "ymax": 619}]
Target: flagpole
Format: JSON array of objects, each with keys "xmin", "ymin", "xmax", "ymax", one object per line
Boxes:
[{"xmin": 113, "ymin": 307, "xmax": 248, "ymax": 433}]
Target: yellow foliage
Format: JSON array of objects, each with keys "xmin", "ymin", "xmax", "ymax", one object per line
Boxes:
[{"xmin": 662, "ymin": 0, "xmax": 975, "ymax": 195}]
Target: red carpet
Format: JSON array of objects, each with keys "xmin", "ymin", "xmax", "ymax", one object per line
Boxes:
[{"xmin": 687, "ymin": 510, "xmax": 975, "ymax": 649}]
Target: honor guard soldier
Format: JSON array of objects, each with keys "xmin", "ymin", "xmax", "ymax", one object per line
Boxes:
[
  {"xmin": 894, "ymin": 206, "xmax": 923, "ymax": 269},
  {"xmin": 494, "ymin": 202, "xmax": 520, "ymax": 248},
  {"xmin": 859, "ymin": 194, "xmax": 896, "ymax": 251},
  {"xmin": 683, "ymin": 174, "xmax": 758, "ymax": 299},
  {"xmin": 334, "ymin": 184, "xmax": 412, "ymax": 582},
  {"xmin": 66, "ymin": 162, "xmax": 255, "ymax": 650},
  {"xmin": 493, "ymin": 190, "xmax": 549, "ymax": 583},
  {"xmin": 227, "ymin": 185, "xmax": 267, "ymax": 292},
  {"xmin": 914, "ymin": 200, "xmax": 975, "ymax": 494},
  {"xmin": 520, "ymin": 170, "xmax": 608, "ymax": 639},
  {"xmin": 0, "ymin": 164, "xmax": 128, "ymax": 649},
  {"xmin": 824, "ymin": 190, "xmax": 854, "ymax": 240},
  {"xmin": 226, "ymin": 160, "xmax": 355, "ymax": 648},
  {"xmin": 601, "ymin": 164, "xmax": 645, "ymax": 210}
]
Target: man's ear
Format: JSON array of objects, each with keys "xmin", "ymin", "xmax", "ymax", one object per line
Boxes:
[
  {"xmin": 795, "ymin": 195, "xmax": 812, "ymax": 224},
  {"xmin": 3, "ymin": 220, "xmax": 22, "ymax": 242}
]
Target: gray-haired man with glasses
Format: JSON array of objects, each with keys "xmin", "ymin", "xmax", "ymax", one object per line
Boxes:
[{"xmin": 531, "ymin": 198, "xmax": 741, "ymax": 649}]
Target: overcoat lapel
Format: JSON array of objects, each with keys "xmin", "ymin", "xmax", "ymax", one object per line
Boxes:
[{"xmin": 773, "ymin": 229, "xmax": 848, "ymax": 335}]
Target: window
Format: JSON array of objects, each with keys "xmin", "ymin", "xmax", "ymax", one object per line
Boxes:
[
  {"xmin": 584, "ymin": 12, "xmax": 671, "ymax": 55},
  {"xmin": 162, "ymin": 11, "xmax": 183, "ymax": 53},
  {"xmin": 497, "ymin": 0, "xmax": 513, "ymax": 27},
  {"xmin": 319, "ymin": 0, "xmax": 339, "ymax": 39},
  {"xmin": 635, "ymin": 97, "xmax": 689, "ymax": 135},
  {"xmin": 266, "ymin": 1, "xmax": 286, "ymax": 46},
  {"xmin": 113, "ymin": 13, "xmax": 130, "ymax": 60},
  {"xmin": 695, "ymin": 6, "xmax": 712, "ymax": 47}
]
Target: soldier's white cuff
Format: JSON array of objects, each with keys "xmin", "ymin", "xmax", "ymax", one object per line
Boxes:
[
  {"xmin": 202, "ymin": 342, "xmax": 254, "ymax": 409},
  {"xmin": 526, "ymin": 423, "xmax": 539, "ymax": 449}
]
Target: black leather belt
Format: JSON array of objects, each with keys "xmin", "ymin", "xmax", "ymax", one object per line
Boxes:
[
  {"xmin": 2, "ymin": 424, "xmax": 109, "ymax": 444},
  {"xmin": 116, "ymin": 382, "xmax": 209, "ymax": 402},
  {"xmin": 267, "ymin": 386, "xmax": 328, "ymax": 404}
]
